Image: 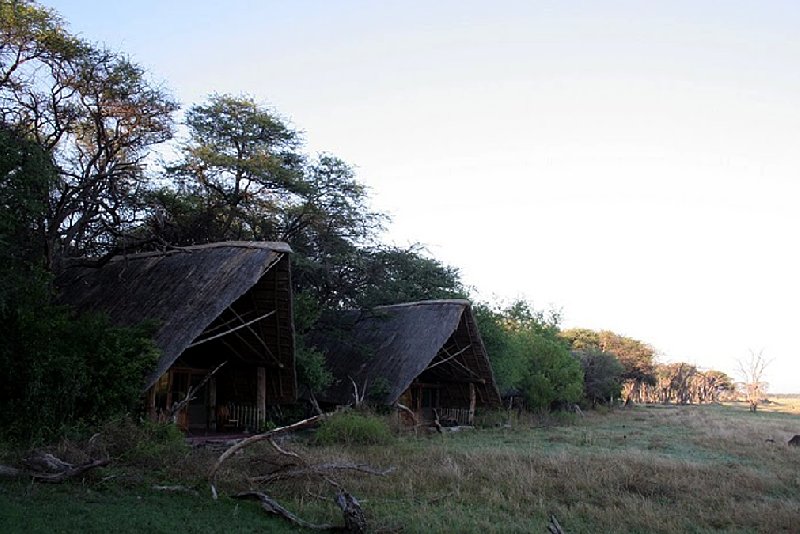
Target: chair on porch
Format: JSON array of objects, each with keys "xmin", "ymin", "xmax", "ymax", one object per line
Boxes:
[{"xmin": 215, "ymin": 403, "xmax": 239, "ymax": 431}]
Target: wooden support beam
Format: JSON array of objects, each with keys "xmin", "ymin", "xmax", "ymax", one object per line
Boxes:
[
  {"xmin": 257, "ymin": 367, "xmax": 266, "ymax": 428},
  {"xmin": 209, "ymin": 377, "xmax": 217, "ymax": 431},
  {"xmin": 469, "ymin": 383, "xmax": 476, "ymax": 425},
  {"xmin": 187, "ymin": 310, "xmax": 275, "ymax": 349}
]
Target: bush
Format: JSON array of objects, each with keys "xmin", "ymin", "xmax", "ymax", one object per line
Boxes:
[
  {"xmin": 0, "ymin": 306, "xmax": 160, "ymax": 444},
  {"xmin": 577, "ymin": 349, "xmax": 624, "ymax": 406},
  {"xmin": 98, "ymin": 416, "xmax": 187, "ymax": 468},
  {"xmin": 314, "ymin": 411, "xmax": 393, "ymax": 446},
  {"xmin": 474, "ymin": 300, "xmax": 584, "ymax": 410}
]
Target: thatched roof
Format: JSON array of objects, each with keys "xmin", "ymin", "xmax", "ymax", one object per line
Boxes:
[
  {"xmin": 309, "ymin": 300, "xmax": 502, "ymax": 407},
  {"xmin": 57, "ymin": 242, "xmax": 294, "ymax": 389}
]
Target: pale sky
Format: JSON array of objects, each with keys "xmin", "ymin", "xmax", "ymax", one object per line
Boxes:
[{"xmin": 47, "ymin": 1, "xmax": 800, "ymax": 392}]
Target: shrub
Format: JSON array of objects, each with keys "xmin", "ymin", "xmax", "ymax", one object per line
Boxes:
[
  {"xmin": 98, "ymin": 416, "xmax": 187, "ymax": 468},
  {"xmin": 314, "ymin": 411, "xmax": 393, "ymax": 446},
  {"xmin": 0, "ymin": 306, "xmax": 160, "ymax": 444},
  {"xmin": 577, "ymin": 349, "xmax": 624, "ymax": 406}
]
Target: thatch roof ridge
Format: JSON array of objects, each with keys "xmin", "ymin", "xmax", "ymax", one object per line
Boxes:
[
  {"xmin": 365, "ymin": 299, "xmax": 471, "ymax": 311},
  {"xmin": 96, "ymin": 241, "xmax": 293, "ymax": 264}
]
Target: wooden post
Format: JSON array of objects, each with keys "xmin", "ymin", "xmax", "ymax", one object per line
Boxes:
[
  {"xmin": 257, "ymin": 367, "xmax": 266, "ymax": 429},
  {"xmin": 146, "ymin": 386, "xmax": 156, "ymax": 421},
  {"xmin": 209, "ymin": 377, "xmax": 217, "ymax": 431},
  {"xmin": 468, "ymin": 383, "xmax": 476, "ymax": 425}
]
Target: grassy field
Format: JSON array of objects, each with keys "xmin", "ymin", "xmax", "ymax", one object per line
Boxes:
[{"xmin": 2, "ymin": 400, "xmax": 799, "ymax": 533}]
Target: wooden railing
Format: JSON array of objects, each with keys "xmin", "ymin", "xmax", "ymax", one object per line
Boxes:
[
  {"xmin": 217, "ymin": 403, "xmax": 262, "ymax": 431},
  {"xmin": 435, "ymin": 407, "xmax": 473, "ymax": 426}
]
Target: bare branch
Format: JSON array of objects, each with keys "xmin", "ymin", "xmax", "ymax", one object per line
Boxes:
[{"xmin": 170, "ymin": 361, "xmax": 227, "ymax": 422}]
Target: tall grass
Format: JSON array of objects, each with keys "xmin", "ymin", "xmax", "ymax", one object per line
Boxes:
[
  {"xmin": 313, "ymin": 410, "xmax": 394, "ymax": 446},
  {"xmin": 260, "ymin": 403, "xmax": 800, "ymax": 533}
]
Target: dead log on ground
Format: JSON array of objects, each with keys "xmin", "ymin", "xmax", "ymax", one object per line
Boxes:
[
  {"xmin": 211, "ymin": 412, "xmax": 385, "ymax": 533},
  {"xmin": 336, "ymin": 491, "xmax": 367, "ymax": 534},
  {"xmin": 0, "ymin": 455, "xmax": 109, "ymax": 483},
  {"xmin": 234, "ymin": 491, "xmax": 335, "ymax": 530},
  {"xmin": 547, "ymin": 514, "xmax": 566, "ymax": 534}
]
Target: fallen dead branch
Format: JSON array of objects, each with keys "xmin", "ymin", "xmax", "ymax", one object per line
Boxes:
[
  {"xmin": 209, "ymin": 413, "xmax": 326, "ymax": 496},
  {"xmin": 336, "ymin": 491, "xmax": 367, "ymax": 534},
  {"xmin": 547, "ymin": 514, "xmax": 566, "ymax": 534},
  {"xmin": 394, "ymin": 402, "xmax": 418, "ymax": 426},
  {"xmin": 0, "ymin": 453, "xmax": 109, "ymax": 483},
  {"xmin": 251, "ymin": 462, "xmax": 396, "ymax": 483},
  {"xmin": 170, "ymin": 360, "xmax": 227, "ymax": 423},
  {"xmin": 210, "ymin": 411, "xmax": 388, "ymax": 533}
]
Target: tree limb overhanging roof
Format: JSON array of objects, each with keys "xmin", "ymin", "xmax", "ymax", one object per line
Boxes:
[
  {"xmin": 56, "ymin": 241, "xmax": 293, "ymax": 388},
  {"xmin": 309, "ymin": 300, "xmax": 502, "ymax": 407}
]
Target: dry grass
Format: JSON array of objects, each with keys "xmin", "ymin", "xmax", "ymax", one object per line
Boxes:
[
  {"xmin": 209, "ymin": 401, "xmax": 800, "ymax": 533},
  {"xmin": 4, "ymin": 400, "xmax": 799, "ymax": 533}
]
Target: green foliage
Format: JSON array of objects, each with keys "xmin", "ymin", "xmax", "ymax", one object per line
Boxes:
[
  {"xmin": 162, "ymin": 93, "xmax": 304, "ymax": 244},
  {"xmin": 98, "ymin": 416, "xmax": 187, "ymax": 468},
  {"xmin": 0, "ymin": 126, "xmax": 54, "ymax": 312},
  {"xmin": 295, "ymin": 343, "xmax": 333, "ymax": 395},
  {"xmin": 0, "ymin": 123, "xmax": 161, "ymax": 443},
  {"xmin": 367, "ymin": 376, "xmax": 391, "ymax": 403},
  {"xmin": 576, "ymin": 349, "xmax": 624, "ymax": 406},
  {"xmin": 0, "ymin": 308, "xmax": 160, "ymax": 443},
  {"xmin": 475, "ymin": 300, "xmax": 582, "ymax": 410},
  {"xmin": 516, "ymin": 332, "xmax": 583, "ymax": 410},
  {"xmin": 313, "ymin": 411, "xmax": 393, "ymax": 446},
  {"xmin": 354, "ymin": 245, "xmax": 466, "ymax": 308}
]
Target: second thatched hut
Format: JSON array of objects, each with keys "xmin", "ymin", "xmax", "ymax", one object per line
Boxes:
[{"xmin": 309, "ymin": 299, "xmax": 501, "ymax": 425}]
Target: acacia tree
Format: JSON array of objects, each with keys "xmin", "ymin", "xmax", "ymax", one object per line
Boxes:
[
  {"xmin": 1, "ymin": 0, "xmax": 177, "ymax": 267},
  {"xmin": 738, "ymin": 350, "xmax": 771, "ymax": 412},
  {"xmin": 162, "ymin": 94, "xmax": 304, "ymax": 243}
]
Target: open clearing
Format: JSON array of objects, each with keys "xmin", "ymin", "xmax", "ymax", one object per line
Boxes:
[{"xmin": 2, "ymin": 401, "xmax": 799, "ymax": 533}]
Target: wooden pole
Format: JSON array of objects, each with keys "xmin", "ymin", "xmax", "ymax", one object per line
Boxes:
[
  {"xmin": 209, "ymin": 377, "xmax": 217, "ymax": 431},
  {"xmin": 468, "ymin": 383, "xmax": 476, "ymax": 425},
  {"xmin": 257, "ymin": 366, "xmax": 267, "ymax": 429}
]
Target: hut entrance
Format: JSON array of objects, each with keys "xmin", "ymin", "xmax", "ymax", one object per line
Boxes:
[{"xmin": 409, "ymin": 383, "xmax": 441, "ymax": 422}]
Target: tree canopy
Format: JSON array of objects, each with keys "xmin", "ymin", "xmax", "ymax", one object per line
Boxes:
[
  {"xmin": 475, "ymin": 300, "xmax": 582, "ymax": 410},
  {"xmin": 1, "ymin": 0, "xmax": 178, "ymax": 266}
]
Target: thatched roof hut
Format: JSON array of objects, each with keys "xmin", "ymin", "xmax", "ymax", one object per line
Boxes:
[
  {"xmin": 310, "ymin": 300, "xmax": 501, "ymax": 423},
  {"xmin": 57, "ymin": 242, "xmax": 296, "ymax": 431}
]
